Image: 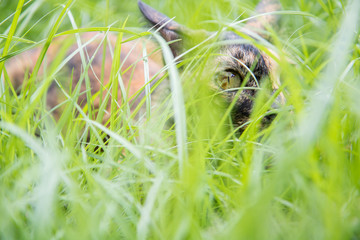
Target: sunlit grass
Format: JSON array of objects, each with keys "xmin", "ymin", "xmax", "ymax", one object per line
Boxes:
[{"xmin": 1, "ymin": 0, "xmax": 360, "ymax": 239}]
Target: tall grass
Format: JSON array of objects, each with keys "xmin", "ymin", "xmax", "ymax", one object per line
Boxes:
[{"xmin": 1, "ymin": 0, "xmax": 360, "ymax": 239}]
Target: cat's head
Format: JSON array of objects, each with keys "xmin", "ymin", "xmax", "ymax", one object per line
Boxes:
[{"xmin": 138, "ymin": 0, "xmax": 283, "ymax": 131}]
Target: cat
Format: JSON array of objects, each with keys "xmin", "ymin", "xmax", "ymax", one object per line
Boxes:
[{"xmin": 4, "ymin": 0, "xmax": 282, "ymax": 131}]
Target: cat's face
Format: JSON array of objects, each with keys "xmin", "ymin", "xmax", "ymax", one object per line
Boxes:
[
  {"xmin": 138, "ymin": 0, "xmax": 281, "ymax": 131},
  {"xmin": 213, "ymin": 34, "xmax": 274, "ymax": 128}
]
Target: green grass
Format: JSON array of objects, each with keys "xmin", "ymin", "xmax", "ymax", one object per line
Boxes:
[{"xmin": 1, "ymin": 0, "xmax": 360, "ymax": 239}]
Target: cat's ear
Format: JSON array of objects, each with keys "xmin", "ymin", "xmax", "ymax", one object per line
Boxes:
[
  {"xmin": 138, "ymin": 0, "xmax": 186, "ymax": 58},
  {"xmin": 244, "ymin": 0, "xmax": 281, "ymax": 39}
]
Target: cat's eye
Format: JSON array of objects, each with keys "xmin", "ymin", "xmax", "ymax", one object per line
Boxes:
[{"xmin": 217, "ymin": 71, "xmax": 241, "ymax": 90}]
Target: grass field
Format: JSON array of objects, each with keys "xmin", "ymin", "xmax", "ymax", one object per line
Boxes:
[{"xmin": 1, "ymin": 0, "xmax": 360, "ymax": 239}]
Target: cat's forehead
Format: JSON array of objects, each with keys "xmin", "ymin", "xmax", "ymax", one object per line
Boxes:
[
  {"xmin": 217, "ymin": 44, "xmax": 268, "ymax": 75},
  {"xmin": 221, "ymin": 31, "xmax": 260, "ymax": 55},
  {"xmin": 217, "ymin": 32, "xmax": 264, "ymax": 66}
]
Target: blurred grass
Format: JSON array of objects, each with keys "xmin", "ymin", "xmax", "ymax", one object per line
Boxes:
[{"xmin": 1, "ymin": 0, "xmax": 360, "ymax": 239}]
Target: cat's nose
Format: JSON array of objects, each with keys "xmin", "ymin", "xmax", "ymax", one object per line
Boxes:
[{"xmin": 271, "ymin": 91, "xmax": 286, "ymax": 110}]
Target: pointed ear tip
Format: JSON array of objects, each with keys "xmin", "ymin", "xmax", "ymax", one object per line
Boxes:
[
  {"xmin": 138, "ymin": 0, "xmax": 148, "ymax": 10},
  {"xmin": 138, "ymin": 0, "xmax": 144, "ymax": 10},
  {"xmin": 138, "ymin": 0, "xmax": 151, "ymax": 15}
]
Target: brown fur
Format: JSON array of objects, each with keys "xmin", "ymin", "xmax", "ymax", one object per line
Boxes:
[{"xmin": 6, "ymin": 32, "xmax": 163, "ymax": 121}]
